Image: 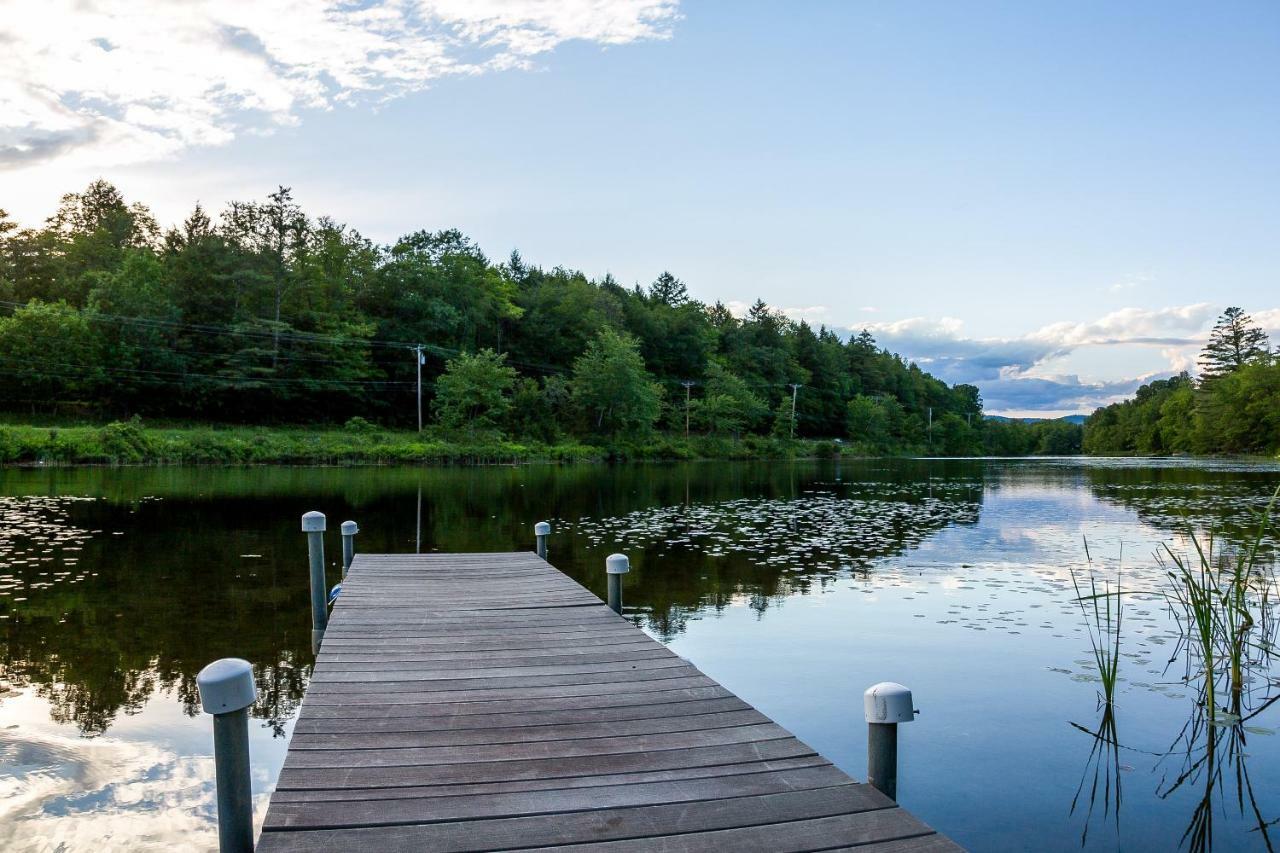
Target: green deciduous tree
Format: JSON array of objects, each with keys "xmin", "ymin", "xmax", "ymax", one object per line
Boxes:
[
  {"xmin": 0, "ymin": 301, "xmax": 103, "ymax": 410},
  {"xmin": 694, "ymin": 363, "xmax": 768, "ymax": 437},
  {"xmin": 571, "ymin": 328, "xmax": 662, "ymax": 437},
  {"xmin": 434, "ymin": 349, "xmax": 517, "ymax": 433}
]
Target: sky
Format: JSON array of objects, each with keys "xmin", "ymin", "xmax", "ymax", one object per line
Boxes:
[{"xmin": 2, "ymin": 0, "xmax": 1278, "ymax": 416}]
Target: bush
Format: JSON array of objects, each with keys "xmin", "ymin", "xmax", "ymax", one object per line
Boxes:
[
  {"xmin": 812, "ymin": 440, "xmax": 841, "ymax": 459},
  {"xmin": 98, "ymin": 416, "xmax": 153, "ymax": 463},
  {"xmin": 344, "ymin": 416, "xmax": 378, "ymax": 434}
]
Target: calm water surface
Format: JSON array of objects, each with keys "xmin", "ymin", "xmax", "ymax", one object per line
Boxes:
[{"xmin": 2, "ymin": 458, "xmax": 1280, "ymax": 851}]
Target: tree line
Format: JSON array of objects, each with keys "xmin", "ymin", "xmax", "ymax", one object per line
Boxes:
[
  {"xmin": 0, "ymin": 180, "xmax": 1081, "ymax": 454},
  {"xmin": 1084, "ymin": 307, "xmax": 1280, "ymax": 455}
]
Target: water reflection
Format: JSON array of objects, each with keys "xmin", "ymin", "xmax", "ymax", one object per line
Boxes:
[
  {"xmin": 0, "ymin": 462, "xmax": 987, "ymax": 735},
  {"xmin": 1070, "ymin": 706, "xmax": 1123, "ymax": 847},
  {"xmin": 0, "ymin": 459, "xmax": 1278, "ymax": 850}
]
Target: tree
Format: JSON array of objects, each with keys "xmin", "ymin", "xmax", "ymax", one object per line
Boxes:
[
  {"xmin": 505, "ymin": 377, "xmax": 560, "ymax": 443},
  {"xmin": 571, "ymin": 328, "xmax": 662, "ymax": 437},
  {"xmin": 0, "ymin": 182, "xmax": 1013, "ymax": 443},
  {"xmin": 847, "ymin": 395, "xmax": 891, "ymax": 449},
  {"xmin": 1199, "ymin": 307, "xmax": 1270, "ymax": 380},
  {"xmin": 434, "ymin": 349, "xmax": 517, "ymax": 433},
  {"xmin": 695, "ymin": 363, "xmax": 768, "ymax": 437},
  {"xmin": 0, "ymin": 301, "xmax": 103, "ymax": 410},
  {"xmin": 648, "ymin": 271, "xmax": 688, "ymax": 306},
  {"xmin": 221, "ymin": 186, "xmax": 309, "ymax": 368}
]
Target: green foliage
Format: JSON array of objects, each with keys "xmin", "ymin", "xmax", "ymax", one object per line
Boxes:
[
  {"xmin": 693, "ymin": 363, "xmax": 768, "ymax": 437},
  {"xmin": 0, "ymin": 300, "xmax": 103, "ymax": 406},
  {"xmin": 0, "ymin": 180, "xmax": 1014, "ymax": 456},
  {"xmin": 433, "ymin": 349, "xmax": 517, "ymax": 433},
  {"xmin": 343, "ymin": 416, "xmax": 377, "ymax": 434},
  {"xmin": 1085, "ymin": 312, "xmax": 1280, "ymax": 455},
  {"xmin": 847, "ymin": 394, "xmax": 892, "ymax": 450},
  {"xmin": 1199, "ymin": 306, "xmax": 1271, "ymax": 381},
  {"xmin": 571, "ymin": 329, "xmax": 662, "ymax": 438},
  {"xmin": 98, "ymin": 416, "xmax": 152, "ymax": 462}
]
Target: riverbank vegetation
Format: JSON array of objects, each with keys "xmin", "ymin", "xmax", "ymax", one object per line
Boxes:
[
  {"xmin": 1085, "ymin": 308, "xmax": 1280, "ymax": 455},
  {"xmin": 0, "ymin": 418, "xmax": 862, "ymax": 466},
  {"xmin": 0, "ymin": 181, "xmax": 1082, "ymax": 460}
]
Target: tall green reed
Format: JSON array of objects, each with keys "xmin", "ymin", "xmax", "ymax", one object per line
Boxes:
[
  {"xmin": 1162, "ymin": 486, "xmax": 1279, "ymax": 720},
  {"xmin": 1071, "ymin": 539, "xmax": 1123, "ymax": 706}
]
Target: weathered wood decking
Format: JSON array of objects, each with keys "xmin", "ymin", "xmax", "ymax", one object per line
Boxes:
[{"xmin": 257, "ymin": 553, "xmax": 959, "ymax": 852}]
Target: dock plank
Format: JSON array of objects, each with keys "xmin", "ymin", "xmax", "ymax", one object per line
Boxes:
[{"xmin": 257, "ymin": 552, "xmax": 955, "ymax": 852}]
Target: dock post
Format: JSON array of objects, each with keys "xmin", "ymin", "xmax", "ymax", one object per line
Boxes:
[
  {"xmin": 197, "ymin": 658, "xmax": 257, "ymax": 853},
  {"xmin": 302, "ymin": 511, "xmax": 327, "ymax": 652},
  {"xmin": 535, "ymin": 521, "xmax": 551, "ymax": 559},
  {"xmin": 605, "ymin": 553, "xmax": 629, "ymax": 614},
  {"xmin": 340, "ymin": 520, "xmax": 358, "ymax": 577},
  {"xmin": 864, "ymin": 681, "xmax": 917, "ymax": 801}
]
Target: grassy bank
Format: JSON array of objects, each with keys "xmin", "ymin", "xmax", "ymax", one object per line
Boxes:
[{"xmin": 0, "ymin": 419, "xmax": 848, "ymax": 466}]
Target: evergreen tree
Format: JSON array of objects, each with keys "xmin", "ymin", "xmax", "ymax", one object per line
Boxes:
[
  {"xmin": 1199, "ymin": 307, "xmax": 1270, "ymax": 379},
  {"xmin": 648, "ymin": 271, "xmax": 688, "ymax": 306}
]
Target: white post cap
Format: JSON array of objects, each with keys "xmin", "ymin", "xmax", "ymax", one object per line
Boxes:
[
  {"xmin": 301, "ymin": 511, "xmax": 326, "ymax": 532},
  {"xmin": 606, "ymin": 553, "xmax": 630, "ymax": 575},
  {"xmin": 341, "ymin": 520, "xmax": 358, "ymax": 535},
  {"xmin": 864, "ymin": 681, "xmax": 916, "ymax": 724},
  {"xmin": 534, "ymin": 521, "xmax": 551, "ymax": 536},
  {"xmin": 197, "ymin": 658, "xmax": 257, "ymax": 715}
]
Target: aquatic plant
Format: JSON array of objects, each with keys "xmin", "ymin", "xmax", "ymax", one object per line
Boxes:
[
  {"xmin": 1161, "ymin": 486, "xmax": 1280, "ymax": 720},
  {"xmin": 1070, "ymin": 539, "xmax": 1124, "ymax": 706}
]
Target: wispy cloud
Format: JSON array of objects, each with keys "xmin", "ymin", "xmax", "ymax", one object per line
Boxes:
[
  {"xmin": 1108, "ymin": 272, "xmax": 1153, "ymax": 292},
  {"xmin": 0, "ymin": 0, "xmax": 679, "ymax": 170}
]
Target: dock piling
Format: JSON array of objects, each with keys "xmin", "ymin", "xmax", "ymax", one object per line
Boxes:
[
  {"xmin": 534, "ymin": 521, "xmax": 551, "ymax": 559},
  {"xmin": 605, "ymin": 553, "xmax": 629, "ymax": 614},
  {"xmin": 340, "ymin": 520, "xmax": 358, "ymax": 577},
  {"xmin": 302, "ymin": 511, "xmax": 327, "ymax": 651},
  {"xmin": 864, "ymin": 681, "xmax": 917, "ymax": 801},
  {"xmin": 197, "ymin": 658, "xmax": 257, "ymax": 853}
]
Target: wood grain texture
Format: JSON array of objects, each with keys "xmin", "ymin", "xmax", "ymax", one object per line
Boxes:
[{"xmin": 256, "ymin": 552, "xmax": 956, "ymax": 852}]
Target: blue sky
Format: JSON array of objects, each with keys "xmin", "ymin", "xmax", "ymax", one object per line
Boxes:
[{"xmin": 3, "ymin": 0, "xmax": 1278, "ymax": 415}]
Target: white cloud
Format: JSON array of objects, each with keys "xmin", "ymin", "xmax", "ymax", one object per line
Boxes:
[
  {"xmin": 0, "ymin": 0, "xmax": 679, "ymax": 170},
  {"xmin": 779, "ymin": 305, "xmax": 829, "ymax": 323},
  {"xmin": 850, "ymin": 303, "xmax": 1277, "ymax": 414}
]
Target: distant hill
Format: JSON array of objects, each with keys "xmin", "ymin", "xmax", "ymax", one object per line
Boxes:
[{"xmin": 987, "ymin": 414, "xmax": 1088, "ymax": 425}]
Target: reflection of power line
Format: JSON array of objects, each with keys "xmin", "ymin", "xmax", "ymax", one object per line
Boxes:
[
  {"xmin": 788, "ymin": 383, "xmax": 801, "ymax": 438},
  {"xmin": 412, "ymin": 345, "xmax": 425, "ymax": 432},
  {"xmin": 681, "ymin": 380, "xmax": 694, "ymax": 439}
]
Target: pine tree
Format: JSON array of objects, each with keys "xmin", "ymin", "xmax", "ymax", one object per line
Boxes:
[
  {"xmin": 1199, "ymin": 307, "xmax": 1270, "ymax": 380},
  {"xmin": 648, "ymin": 271, "xmax": 688, "ymax": 306}
]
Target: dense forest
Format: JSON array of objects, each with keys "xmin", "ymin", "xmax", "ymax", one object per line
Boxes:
[
  {"xmin": 0, "ymin": 181, "xmax": 1080, "ymax": 456},
  {"xmin": 1084, "ymin": 307, "xmax": 1280, "ymax": 455}
]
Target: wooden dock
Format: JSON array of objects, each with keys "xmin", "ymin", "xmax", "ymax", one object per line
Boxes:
[{"xmin": 256, "ymin": 552, "xmax": 959, "ymax": 852}]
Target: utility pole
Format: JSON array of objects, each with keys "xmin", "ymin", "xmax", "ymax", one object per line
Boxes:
[
  {"xmin": 927, "ymin": 406, "xmax": 933, "ymax": 448},
  {"xmin": 680, "ymin": 379, "xmax": 691, "ymax": 438},
  {"xmin": 412, "ymin": 344, "xmax": 425, "ymax": 432},
  {"xmin": 788, "ymin": 383, "xmax": 801, "ymax": 439}
]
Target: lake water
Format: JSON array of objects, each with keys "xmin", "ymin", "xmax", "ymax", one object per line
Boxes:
[{"xmin": 1, "ymin": 458, "xmax": 1279, "ymax": 851}]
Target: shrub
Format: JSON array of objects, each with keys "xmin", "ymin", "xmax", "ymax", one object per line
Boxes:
[
  {"xmin": 98, "ymin": 417, "xmax": 153, "ymax": 463},
  {"xmin": 344, "ymin": 416, "xmax": 378, "ymax": 434}
]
